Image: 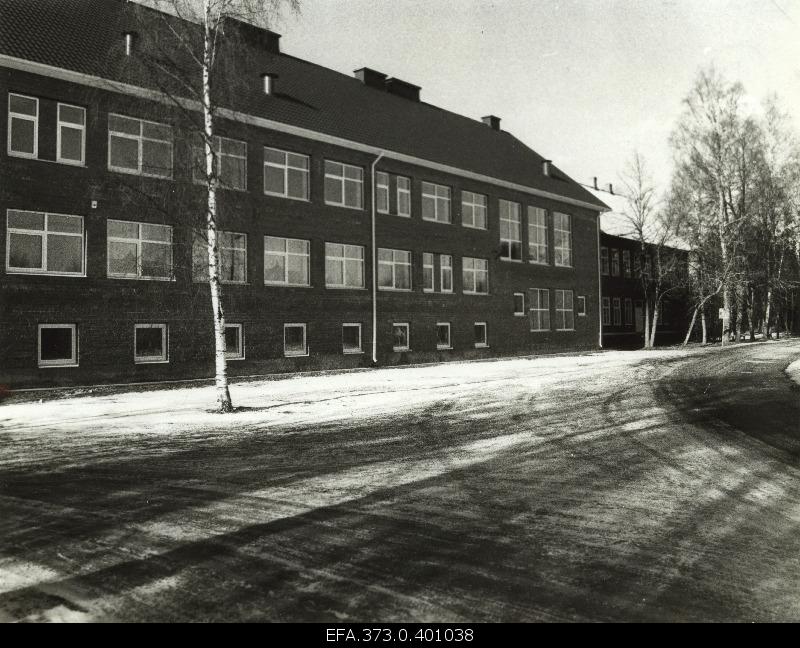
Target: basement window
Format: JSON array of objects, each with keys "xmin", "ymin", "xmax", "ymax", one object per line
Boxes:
[
  {"xmin": 392, "ymin": 323, "xmax": 410, "ymax": 352},
  {"xmin": 224, "ymin": 324, "xmax": 244, "ymax": 360},
  {"xmin": 342, "ymin": 323, "xmax": 362, "ymax": 354},
  {"xmin": 474, "ymin": 322, "xmax": 488, "ymax": 348},
  {"xmin": 436, "ymin": 322, "xmax": 451, "ymax": 350},
  {"xmin": 134, "ymin": 324, "xmax": 168, "ymax": 364},
  {"xmin": 38, "ymin": 324, "xmax": 78, "ymax": 368},
  {"xmin": 513, "ymin": 292, "xmax": 525, "ymax": 317},
  {"xmin": 284, "ymin": 323, "xmax": 308, "ymax": 357}
]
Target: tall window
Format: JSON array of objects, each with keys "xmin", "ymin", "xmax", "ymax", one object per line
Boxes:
[
  {"xmin": 396, "ymin": 176, "xmax": 411, "ymax": 217},
  {"xmin": 600, "ymin": 247, "xmax": 610, "ymax": 275},
  {"xmin": 264, "ymin": 236, "xmax": 310, "ymax": 286},
  {"xmin": 376, "ymin": 171, "xmax": 389, "ymax": 214},
  {"xmin": 602, "ymin": 297, "xmax": 611, "ymax": 326},
  {"xmin": 624, "ymin": 298, "xmax": 633, "ymax": 326},
  {"xmin": 224, "ymin": 324, "xmax": 245, "ymax": 360},
  {"xmin": 422, "ymin": 182, "xmax": 451, "ymax": 223},
  {"xmin": 264, "ymin": 147, "xmax": 309, "ymax": 200},
  {"xmin": 57, "ymin": 103, "xmax": 86, "ymax": 165},
  {"xmin": 6, "ymin": 210, "xmax": 84, "ymax": 276},
  {"xmin": 577, "ymin": 295, "xmax": 586, "ymax": 317},
  {"xmin": 553, "ymin": 212, "xmax": 572, "ymax": 267},
  {"xmin": 555, "ymin": 289, "xmax": 574, "ymax": 331},
  {"xmin": 623, "ymin": 250, "xmax": 632, "ymax": 278},
  {"xmin": 8, "ymin": 93, "xmax": 38, "ymax": 158},
  {"xmin": 192, "ymin": 230, "xmax": 247, "ymax": 284},
  {"xmin": 499, "ymin": 200, "xmax": 522, "ymax": 261},
  {"xmin": 378, "ymin": 248, "xmax": 412, "ymax": 291},
  {"xmin": 436, "ymin": 322, "xmax": 451, "ymax": 350},
  {"xmin": 462, "ymin": 191, "xmax": 487, "ymax": 229},
  {"xmin": 38, "ymin": 324, "xmax": 78, "ymax": 368},
  {"xmin": 613, "ymin": 297, "xmax": 622, "ymax": 326},
  {"xmin": 513, "ymin": 292, "xmax": 525, "ymax": 316},
  {"xmin": 284, "ymin": 323, "xmax": 308, "ymax": 356},
  {"xmin": 440, "ymin": 254, "xmax": 453, "ymax": 293},
  {"xmin": 392, "ymin": 323, "xmax": 410, "ymax": 352},
  {"xmin": 193, "ymin": 135, "xmax": 247, "ymax": 190},
  {"xmin": 108, "ymin": 114, "xmax": 172, "ymax": 178},
  {"xmin": 462, "ymin": 257, "xmax": 488, "ymax": 294},
  {"xmin": 611, "ymin": 250, "xmax": 620, "ymax": 276},
  {"xmin": 528, "ymin": 207, "xmax": 548, "ymax": 264},
  {"xmin": 474, "ymin": 322, "xmax": 488, "ymax": 348},
  {"xmin": 325, "ymin": 242, "xmax": 365, "ymax": 289},
  {"xmin": 134, "ymin": 324, "xmax": 168, "ymax": 363},
  {"xmin": 422, "ymin": 252, "xmax": 435, "ymax": 292},
  {"xmin": 325, "ymin": 160, "xmax": 363, "ymax": 208},
  {"xmin": 529, "ymin": 288, "xmax": 550, "ymax": 332},
  {"xmin": 107, "ymin": 220, "xmax": 172, "ymax": 280}
]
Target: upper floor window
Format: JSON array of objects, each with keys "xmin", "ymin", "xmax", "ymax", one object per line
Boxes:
[
  {"xmin": 613, "ymin": 297, "xmax": 622, "ymax": 326},
  {"xmin": 193, "ymin": 135, "xmax": 247, "ymax": 190},
  {"xmin": 325, "ymin": 242, "xmax": 365, "ymax": 289},
  {"xmin": 529, "ymin": 288, "xmax": 550, "ymax": 332},
  {"xmin": 528, "ymin": 207, "xmax": 548, "ymax": 265},
  {"xmin": 461, "ymin": 191, "xmax": 487, "ymax": 229},
  {"xmin": 6, "ymin": 210, "xmax": 84, "ymax": 276},
  {"xmin": 499, "ymin": 200, "xmax": 522, "ymax": 261},
  {"xmin": 611, "ymin": 249, "xmax": 620, "ymax": 276},
  {"xmin": 264, "ymin": 147, "xmax": 309, "ymax": 200},
  {"xmin": 623, "ymin": 250, "xmax": 632, "ymax": 277},
  {"xmin": 600, "ymin": 247, "xmax": 610, "ymax": 275},
  {"xmin": 264, "ymin": 236, "xmax": 310, "ymax": 286},
  {"xmin": 8, "ymin": 93, "xmax": 38, "ymax": 158},
  {"xmin": 108, "ymin": 114, "xmax": 172, "ymax": 178},
  {"xmin": 422, "ymin": 182, "xmax": 451, "ymax": 223},
  {"xmin": 396, "ymin": 176, "xmax": 411, "ymax": 217},
  {"xmin": 192, "ymin": 230, "xmax": 247, "ymax": 284},
  {"xmin": 376, "ymin": 171, "xmax": 389, "ymax": 214},
  {"xmin": 57, "ymin": 103, "xmax": 86, "ymax": 165},
  {"xmin": 602, "ymin": 297, "xmax": 611, "ymax": 326},
  {"xmin": 440, "ymin": 254, "xmax": 453, "ymax": 293},
  {"xmin": 553, "ymin": 212, "xmax": 572, "ymax": 267},
  {"xmin": 422, "ymin": 252, "xmax": 435, "ymax": 292},
  {"xmin": 555, "ymin": 289, "xmax": 575, "ymax": 331},
  {"xmin": 325, "ymin": 160, "xmax": 363, "ymax": 209},
  {"xmin": 378, "ymin": 248, "xmax": 412, "ymax": 291},
  {"xmin": 107, "ymin": 220, "xmax": 172, "ymax": 280},
  {"xmin": 462, "ymin": 257, "xmax": 488, "ymax": 294}
]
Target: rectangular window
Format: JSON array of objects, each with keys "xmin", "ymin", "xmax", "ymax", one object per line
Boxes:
[
  {"xmin": 474, "ymin": 322, "xmax": 488, "ymax": 348},
  {"xmin": 462, "ymin": 257, "xmax": 488, "ymax": 294},
  {"xmin": 342, "ymin": 323, "xmax": 362, "ymax": 354},
  {"xmin": 107, "ymin": 220, "xmax": 172, "ymax": 280},
  {"xmin": 108, "ymin": 114, "xmax": 172, "ymax": 178},
  {"xmin": 378, "ymin": 248, "xmax": 412, "ymax": 291},
  {"xmin": 529, "ymin": 288, "xmax": 550, "ymax": 332},
  {"xmin": 461, "ymin": 191, "xmax": 487, "ymax": 229},
  {"xmin": 577, "ymin": 295, "xmax": 587, "ymax": 317},
  {"xmin": 421, "ymin": 182, "xmax": 451, "ymax": 223},
  {"xmin": 613, "ymin": 297, "xmax": 622, "ymax": 326},
  {"xmin": 263, "ymin": 147, "xmax": 309, "ymax": 200},
  {"xmin": 134, "ymin": 323, "xmax": 168, "ymax": 364},
  {"xmin": 528, "ymin": 207, "xmax": 548, "ymax": 264},
  {"xmin": 623, "ymin": 250, "xmax": 632, "ymax": 278},
  {"xmin": 7, "ymin": 210, "xmax": 84, "ymax": 275},
  {"xmin": 192, "ymin": 230, "xmax": 247, "ymax": 284},
  {"xmin": 57, "ymin": 103, "xmax": 86, "ymax": 165},
  {"xmin": 192, "ymin": 135, "xmax": 247, "ymax": 190},
  {"xmin": 436, "ymin": 322, "xmax": 451, "ymax": 350},
  {"xmin": 396, "ymin": 176, "xmax": 411, "ymax": 217},
  {"xmin": 392, "ymin": 323, "xmax": 410, "ymax": 352},
  {"xmin": 513, "ymin": 292, "xmax": 525, "ymax": 317},
  {"xmin": 499, "ymin": 200, "xmax": 522, "ymax": 261},
  {"xmin": 553, "ymin": 212, "xmax": 573, "ymax": 267},
  {"xmin": 224, "ymin": 323, "xmax": 245, "ymax": 360},
  {"xmin": 376, "ymin": 171, "xmax": 389, "ymax": 214},
  {"xmin": 602, "ymin": 297, "xmax": 611, "ymax": 326},
  {"xmin": 423, "ymin": 252, "xmax": 435, "ymax": 292},
  {"xmin": 325, "ymin": 242, "xmax": 365, "ymax": 289},
  {"xmin": 8, "ymin": 93, "xmax": 38, "ymax": 158},
  {"xmin": 624, "ymin": 298, "xmax": 633, "ymax": 326},
  {"xmin": 440, "ymin": 254, "xmax": 453, "ymax": 293},
  {"xmin": 555, "ymin": 289, "xmax": 575, "ymax": 331},
  {"xmin": 38, "ymin": 324, "xmax": 77, "ymax": 368},
  {"xmin": 325, "ymin": 160, "xmax": 363, "ymax": 209},
  {"xmin": 611, "ymin": 250, "xmax": 620, "ymax": 277},
  {"xmin": 284, "ymin": 323, "xmax": 308, "ymax": 357},
  {"xmin": 601, "ymin": 247, "xmax": 610, "ymax": 275},
  {"xmin": 264, "ymin": 236, "xmax": 310, "ymax": 286}
]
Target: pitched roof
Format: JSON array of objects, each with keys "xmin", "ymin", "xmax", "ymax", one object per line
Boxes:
[{"xmin": 0, "ymin": 0, "xmax": 607, "ymax": 210}]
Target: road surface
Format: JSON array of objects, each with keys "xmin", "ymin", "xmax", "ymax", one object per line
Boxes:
[{"xmin": 1, "ymin": 340, "xmax": 799, "ymax": 622}]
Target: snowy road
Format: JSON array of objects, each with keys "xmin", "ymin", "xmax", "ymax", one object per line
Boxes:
[{"xmin": 1, "ymin": 341, "xmax": 800, "ymax": 621}]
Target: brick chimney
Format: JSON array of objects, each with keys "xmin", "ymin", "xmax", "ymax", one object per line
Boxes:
[
  {"xmin": 482, "ymin": 115, "xmax": 501, "ymax": 131},
  {"xmin": 354, "ymin": 68, "xmax": 388, "ymax": 89}
]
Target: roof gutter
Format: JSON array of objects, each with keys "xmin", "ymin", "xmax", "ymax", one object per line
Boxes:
[{"xmin": 370, "ymin": 151, "xmax": 385, "ymax": 364}]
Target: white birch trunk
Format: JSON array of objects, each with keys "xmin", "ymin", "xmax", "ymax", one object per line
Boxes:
[
  {"xmin": 649, "ymin": 302, "xmax": 659, "ymax": 348},
  {"xmin": 701, "ymin": 308, "xmax": 707, "ymax": 345}
]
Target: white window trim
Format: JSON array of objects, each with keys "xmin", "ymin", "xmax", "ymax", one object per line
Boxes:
[
  {"xmin": 107, "ymin": 220, "xmax": 173, "ymax": 281},
  {"xmin": 461, "ymin": 191, "xmax": 488, "ymax": 230},
  {"xmin": 56, "ymin": 102, "xmax": 86, "ymax": 166},
  {"xmin": 193, "ymin": 230, "xmax": 248, "ymax": 285},
  {"xmin": 325, "ymin": 242, "xmax": 365, "ymax": 289},
  {"xmin": 324, "ymin": 159, "xmax": 364, "ymax": 210},
  {"xmin": 378, "ymin": 248, "xmax": 413, "ymax": 292},
  {"xmin": 8, "ymin": 93, "xmax": 38, "ymax": 159},
  {"xmin": 263, "ymin": 146, "xmax": 309, "ymax": 201},
  {"xmin": 611, "ymin": 250, "xmax": 620, "ymax": 277},
  {"xmin": 422, "ymin": 252, "xmax": 435, "ymax": 293},
  {"xmin": 264, "ymin": 236, "xmax": 311, "ymax": 287},
  {"xmin": 440, "ymin": 254, "xmax": 454, "ymax": 294},
  {"xmin": 421, "ymin": 181, "xmax": 451, "ymax": 224},
  {"xmin": 375, "ymin": 171, "xmax": 390, "ymax": 214},
  {"xmin": 284, "ymin": 323, "xmax": 309, "ymax": 357},
  {"xmin": 499, "ymin": 199, "xmax": 523, "ymax": 262},
  {"xmin": 37, "ymin": 323, "xmax": 78, "ymax": 368},
  {"xmin": 577, "ymin": 295, "xmax": 587, "ymax": 317},
  {"xmin": 555, "ymin": 289, "xmax": 575, "ymax": 331},
  {"xmin": 224, "ymin": 323, "xmax": 245, "ymax": 360},
  {"xmin": 529, "ymin": 288, "xmax": 551, "ymax": 332},
  {"xmin": 436, "ymin": 322, "xmax": 452, "ymax": 350},
  {"xmin": 474, "ymin": 322, "xmax": 489, "ymax": 348},
  {"xmin": 462, "ymin": 257, "xmax": 489, "ymax": 295},
  {"xmin": 342, "ymin": 322, "xmax": 363, "ymax": 355},
  {"xmin": 107, "ymin": 113, "xmax": 173, "ymax": 179},
  {"xmin": 528, "ymin": 206, "xmax": 549, "ymax": 265},
  {"xmin": 193, "ymin": 135, "xmax": 248, "ymax": 191},
  {"xmin": 6, "ymin": 210, "xmax": 86, "ymax": 277},
  {"xmin": 396, "ymin": 176, "xmax": 411, "ymax": 218},
  {"xmin": 602, "ymin": 297, "xmax": 611, "ymax": 326},
  {"xmin": 554, "ymin": 212, "xmax": 573, "ymax": 268},
  {"xmin": 392, "ymin": 322, "xmax": 410, "ymax": 352},
  {"xmin": 513, "ymin": 292, "xmax": 525, "ymax": 317},
  {"xmin": 134, "ymin": 323, "xmax": 168, "ymax": 364}
]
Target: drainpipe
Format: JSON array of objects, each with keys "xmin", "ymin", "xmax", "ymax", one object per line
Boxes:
[
  {"xmin": 597, "ymin": 214, "xmax": 603, "ymax": 348},
  {"xmin": 370, "ymin": 151, "xmax": 385, "ymax": 364}
]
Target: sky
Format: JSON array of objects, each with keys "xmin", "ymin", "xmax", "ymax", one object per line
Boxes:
[{"xmin": 268, "ymin": 0, "xmax": 800, "ymax": 193}]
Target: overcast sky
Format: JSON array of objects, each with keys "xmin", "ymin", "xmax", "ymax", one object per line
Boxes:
[{"xmin": 271, "ymin": 0, "xmax": 800, "ymax": 192}]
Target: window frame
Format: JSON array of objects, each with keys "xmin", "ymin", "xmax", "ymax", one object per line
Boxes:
[
  {"xmin": 264, "ymin": 235, "xmax": 311, "ymax": 287},
  {"xmin": 37, "ymin": 323, "xmax": 78, "ymax": 368},
  {"xmin": 375, "ymin": 171, "xmax": 390, "ymax": 214},
  {"xmin": 396, "ymin": 176, "xmax": 411, "ymax": 217},
  {"xmin": 553, "ymin": 212, "xmax": 573, "ymax": 268},
  {"xmin": 623, "ymin": 250, "xmax": 632, "ymax": 278},
  {"xmin": 421, "ymin": 181, "xmax": 452, "ymax": 224},
  {"xmin": 392, "ymin": 322, "xmax": 410, "ymax": 352},
  {"xmin": 134, "ymin": 323, "xmax": 168, "ymax": 364},
  {"xmin": 499, "ymin": 199, "xmax": 523, "ymax": 262},
  {"xmin": 513, "ymin": 292, "xmax": 525, "ymax": 317},
  {"xmin": 613, "ymin": 297, "xmax": 622, "ymax": 326},
  {"xmin": 611, "ymin": 249, "xmax": 620, "ymax": 277},
  {"xmin": 555, "ymin": 289, "xmax": 575, "ymax": 331},
  {"xmin": 529, "ymin": 288, "xmax": 551, "ymax": 332},
  {"xmin": 224, "ymin": 323, "xmax": 245, "ymax": 360},
  {"xmin": 107, "ymin": 219, "xmax": 173, "ymax": 281},
  {"xmin": 528, "ymin": 206, "xmax": 549, "ymax": 265},
  {"xmin": 324, "ymin": 159, "xmax": 364, "ymax": 209},
  {"xmin": 325, "ymin": 242, "xmax": 365, "ymax": 289},
  {"xmin": 107, "ymin": 113, "xmax": 173, "ymax": 179},
  {"xmin": 422, "ymin": 252, "xmax": 435, "ymax": 293},
  {"xmin": 600, "ymin": 247, "xmax": 610, "ymax": 275},
  {"xmin": 8, "ymin": 93, "xmax": 39, "ymax": 159},
  {"xmin": 283, "ymin": 323, "xmax": 308, "ymax": 357},
  {"xmin": 6, "ymin": 210, "xmax": 86, "ymax": 277},
  {"xmin": 192, "ymin": 230, "xmax": 248, "ymax": 284},
  {"xmin": 436, "ymin": 322, "xmax": 452, "ymax": 350},
  {"xmin": 624, "ymin": 298, "xmax": 634, "ymax": 326},
  {"xmin": 342, "ymin": 322, "xmax": 363, "ymax": 355},
  {"xmin": 474, "ymin": 322, "xmax": 488, "ymax": 348},
  {"xmin": 193, "ymin": 135, "xmax": 248, "ymax": 191},
  {"xmin": 56, "ymin": 102, "xmax": 86, "ymax": 166},
  {"xmin": 461, "ymin": 191, "xmax": 488, "ymax": 230},
  {"xmin": 377, "ymin": 247, "xmax": 413, "ymax": 292},
  {"xmin": 602, "ymin": 297, "xmax": 611, "ymax": 326},
  {"xmin": 440, "ymin": 254, "xmax": 453, "ymax": 294},
  {"xmin": 462, "ymin": 256, "xmax": 489, "ymax": 295},
  {"xmin": 577, "ymin": 295, "xmax": 587, "ymax": 317},
  {"xmin": 263, "ymin": 146, "xmax": 309, "ymax": 201}
]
